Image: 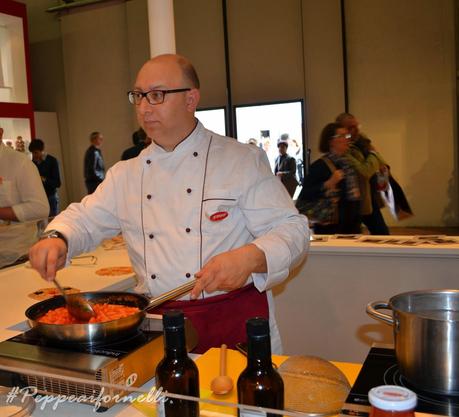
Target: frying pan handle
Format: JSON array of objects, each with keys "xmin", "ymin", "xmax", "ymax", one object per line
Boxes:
[
  {"xmin": 366, "ymin": 301, "xmax": 394, "ymax": 325},
  {"xmin": 147, "ymin": 279, "xmax": 196, "ymax": 310}
]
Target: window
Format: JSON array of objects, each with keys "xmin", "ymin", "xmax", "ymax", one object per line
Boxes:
[
  {"xmin": 0, "ymin": 12, "xmax": 28, "ymax": 103},
  {"xmin": 235, "ymin": 100, "xmax": 305, "ymax": 189},
  {"xmin": 196, "ymin": 107, "xmax": 226, "ymax": 136}
]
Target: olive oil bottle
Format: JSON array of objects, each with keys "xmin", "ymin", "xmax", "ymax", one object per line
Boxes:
[
  {"xmin": 237, "ymin": 317, "xmax": 284, "ymax": 417},
  {"xmin": 155, "ymin": 310, "xmax": 199, "ymax": 417}
]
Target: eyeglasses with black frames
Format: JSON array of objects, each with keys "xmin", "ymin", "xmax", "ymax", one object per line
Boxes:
[{"xmin": 127, "ymin": 88, "xmax": 191, "ymax": 105}]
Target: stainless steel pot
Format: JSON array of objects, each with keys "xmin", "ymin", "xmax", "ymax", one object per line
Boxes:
[
  {"xmin": 25, "ymin": 280, "xmax": 196, "ymax": 343},
  {"xmin": 367, "ymin": 289, "xmax": 459, "ymax": 395}
]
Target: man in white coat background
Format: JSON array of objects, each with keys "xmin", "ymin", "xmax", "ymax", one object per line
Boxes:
[
  {"xmin": 0, "ymin": 127, "xmax": 49, "ymax": 268},
  {"xmin": 29, "ymin": 54, "xmax": 309, "ymax": 353}
]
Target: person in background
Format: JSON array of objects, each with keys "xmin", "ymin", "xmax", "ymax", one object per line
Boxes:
[
  {"xmin": 0, "ymin": 128, "xmax": 49, "ymax": 268},
  {"xmin": 29, "ymin": 139, "xmax": 61, "ymax": 217},
  {"xmin": 121, "ymin": 128, "xmax": 152, "ymax": 160},
  {"xmin": 290, "ymin": 138, "xmax": 304, "ymax": 186},
  {"xmin": 296, "ymin": 123, "xmax": 360, "ymax": 234},
  {"xmin": 15, "ymin": 136, "xmax": 25, "ymax": 152},
  {"xmin": 83, "ymin": 131, "xmax": 105, "ymax": 194},
  {"xmin": 260, "ymin": 131, "xmax": 271, "ymax": 155},
  {"xmin": 0, "ymin": 128, "xmax": 49, "ymax": 222},
  {"xmin": 274, "ymin": 134, "xmax": 298, "ymax": 197},
  {"xmin": 28, "ymin": 54, "xmax": 308, "ymax": 354},
  {"xmin": 335, "ymin": 113, "xmax": 389, "ymax": 235}
]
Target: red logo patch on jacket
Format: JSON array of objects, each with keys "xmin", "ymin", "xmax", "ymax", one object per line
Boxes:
[{"xmin": 209, "ymin": 211, "xmax": 229, "ymax": 222}]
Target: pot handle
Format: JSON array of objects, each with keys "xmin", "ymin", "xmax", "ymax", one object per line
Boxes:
[{"xmin": 366, "ymin": 301, "xmax": 394, "ymax": 325}]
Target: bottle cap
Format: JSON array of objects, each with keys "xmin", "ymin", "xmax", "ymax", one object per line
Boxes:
[
  {"xmin": 368, "ymin": 385, "xmax": 417, "ymax": 411},
  {"xmin": 162, "ymin": 310, "xmax": 184, "ymax": 330},
  {"xmin": 246, "ymin": 317, "xmax": 270, "ymax": 337}
]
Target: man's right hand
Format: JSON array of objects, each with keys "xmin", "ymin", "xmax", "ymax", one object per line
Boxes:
[{"xmin": 29, "ymin": 239, "xmax": 67, "ymax": 281}]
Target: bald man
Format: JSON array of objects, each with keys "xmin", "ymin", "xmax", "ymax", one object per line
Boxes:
[{"xmin": 29, "ymin": 54, "xmax": 309, "ymax": 353}]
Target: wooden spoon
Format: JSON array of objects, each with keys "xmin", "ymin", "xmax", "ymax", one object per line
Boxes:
[{"xmin": 210, "ymin": 344, "xmax": 234, "ymax": 395}]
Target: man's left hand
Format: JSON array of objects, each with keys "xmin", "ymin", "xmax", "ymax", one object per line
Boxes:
[{"xmin": 191, "ymin": 244, "xmax": 267, "ymax": 299}]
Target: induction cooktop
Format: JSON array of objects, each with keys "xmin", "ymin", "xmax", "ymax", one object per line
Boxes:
[{"xmin": 341, "ymin": 346, "xmax": 459, "ymax": 417}]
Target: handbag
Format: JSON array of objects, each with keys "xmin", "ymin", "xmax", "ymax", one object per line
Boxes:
[
  {"xmin": 296, "ymin": 157, "xmax": 339, "ymax": 225},
  {"xmin": 380, "ymin": 174, "xmax": 414, "ymax": 221},
  {"xmin": 375, "ymin": 165, "xmax": 390, "ymax": 192}
]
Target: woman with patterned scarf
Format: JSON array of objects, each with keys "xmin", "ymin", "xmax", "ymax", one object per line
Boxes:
[{"xmin": 296, "ymin": 122, "xmax": 361, "ymax": 234}]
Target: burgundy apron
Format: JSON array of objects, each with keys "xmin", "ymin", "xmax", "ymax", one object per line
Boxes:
[{"xmin": 148, "ymin": 284, "xmax": 269, "ymax": 354}]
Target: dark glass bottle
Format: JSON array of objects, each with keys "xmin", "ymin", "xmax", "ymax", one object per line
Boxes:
[
  {"xmin": 237, "ymin": 317, "xmax": 284, "ymax": 417},
  {"xmin": 155, "ymin": 310, "xmax": 199, "ymax": 417}
]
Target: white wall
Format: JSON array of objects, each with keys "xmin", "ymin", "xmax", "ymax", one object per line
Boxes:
[
  {"xmin": 0, "ymin": 13, "xmax": 28, "ymax": 103},
  {"xmin": 59, "ymin": 2, "xmax": 136, "ymax": 200},
  {"xmin": 301, "ymin": 0, "xmax": 346, "ymax": 162},
  {"xmin": 345, "ymin": 0, "xmax": 457, "ymax": 227},
  {"xmin": 173, "ymin": 0, "xmax": 227, "ymax": 108},
  {"xmin": 274, "ymin": 247, "xmax": 459, "ymax": 362}
]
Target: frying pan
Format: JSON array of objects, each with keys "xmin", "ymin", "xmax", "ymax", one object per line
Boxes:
[{"xmin": 25, "ymin": 280, "xmax": 196, "ymax": 343}]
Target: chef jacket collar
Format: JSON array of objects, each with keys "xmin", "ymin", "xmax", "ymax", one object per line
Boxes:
[{"xmin": 141, "ymin": 120, "xmax": 206, "ymax": 161}]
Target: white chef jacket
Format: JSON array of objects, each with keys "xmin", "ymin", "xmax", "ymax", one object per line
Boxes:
[
  {"xmin": 49, "ymin": 122, "xmax": 310, "ymax": 353},
  {"xmin": 0, "ymin": 143, "xmax": 49, "ymax": 268},
  {"xmin": 0, "ymin": 144, "xmax": 49, "ymax": 221}
]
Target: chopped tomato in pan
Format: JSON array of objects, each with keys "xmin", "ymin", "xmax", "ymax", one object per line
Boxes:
[{"xmin": 38, "ymin": 303, "xmax": 140, "ymax": 324}]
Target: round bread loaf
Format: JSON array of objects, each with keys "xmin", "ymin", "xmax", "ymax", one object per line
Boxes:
[{"xmin": 278, "ymin": 355, "xmax": 351, "ymax": 414}]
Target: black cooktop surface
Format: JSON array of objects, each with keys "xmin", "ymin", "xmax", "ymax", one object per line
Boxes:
[
  {"xmin": 8, "ymin": 320, "xmax": 162, "ymax": 358},
  {"xmin": 344, "ymin": 347, "xmax": 459, "ymax": 417}
]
